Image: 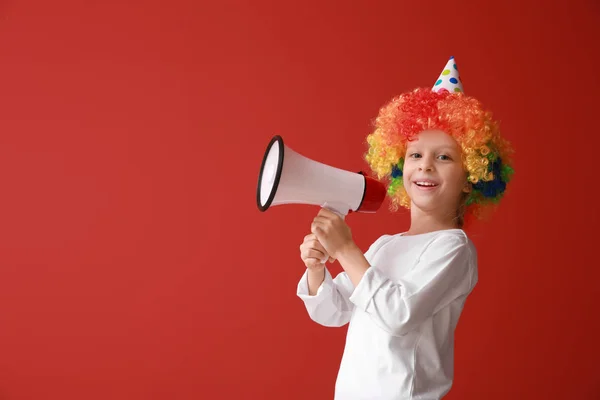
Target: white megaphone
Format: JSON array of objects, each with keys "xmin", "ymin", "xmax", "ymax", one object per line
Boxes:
[{"xmin": 256, "ymin": 135, "xmax": 387, "ymax": 217}]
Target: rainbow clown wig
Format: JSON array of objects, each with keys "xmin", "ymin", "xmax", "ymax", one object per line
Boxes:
[{"xmin": 364, "ymin": 56, "xmax": 514, "ymax": 223}]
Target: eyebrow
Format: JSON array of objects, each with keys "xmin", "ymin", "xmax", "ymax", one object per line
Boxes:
[
  {"xmin": 407, "ymin": 145, "xmax": 458, "ymax": 152},
  {"xmin": 437, "ymin": 146, "xmax": 458, "ymax": 152}
]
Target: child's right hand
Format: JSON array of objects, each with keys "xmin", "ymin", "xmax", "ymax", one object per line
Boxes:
[{"xmin": 300, "ymin": 233, "xmax": 335, "ymax": 270}]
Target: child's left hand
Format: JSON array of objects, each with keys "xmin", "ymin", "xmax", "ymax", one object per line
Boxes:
[{"xmin": 311, "ymin": 208, "xmax": 356, "ymax": 260}]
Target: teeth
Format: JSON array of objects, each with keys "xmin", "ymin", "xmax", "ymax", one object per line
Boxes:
[{"xmin": 416, "ymin": 181, "xmax": 437, "ymax": 186}]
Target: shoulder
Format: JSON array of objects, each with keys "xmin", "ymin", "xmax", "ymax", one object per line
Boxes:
[
  {"xmin": 431, "ymin": 229, "xmax": 470, "ymax": 246},
  {"xmin": 367, "ymin": 232, "xmax": 402, "ymax": 250},
  {"xmin": 362, "ymin": 233, "xmax": 399, "ymax": 259},
  {"xmin": 421, "ymin": 229, "xmax": 477, "ymax": 261}
]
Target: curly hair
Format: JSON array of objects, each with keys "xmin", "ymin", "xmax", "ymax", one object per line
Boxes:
[{"xmin": 364, "ymin": 87, "xmax": 514, "ymax": 223}]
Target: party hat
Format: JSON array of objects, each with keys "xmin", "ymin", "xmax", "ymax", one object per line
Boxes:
[{"xmin": 432, "ymin": 56, "xmax": 464, "ymax": 93}]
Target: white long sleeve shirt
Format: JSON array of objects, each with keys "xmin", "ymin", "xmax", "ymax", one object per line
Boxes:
[{"xmin": 296, "ymin": 228, "xmax": 478, "ymax": 400}]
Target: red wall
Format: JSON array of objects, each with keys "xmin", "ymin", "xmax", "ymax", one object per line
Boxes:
[{"xmin": 1, "ymin": 0, "xmax": 599, "ymax": 399}]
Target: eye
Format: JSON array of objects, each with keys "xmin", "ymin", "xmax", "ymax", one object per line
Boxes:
[
  {"xmin": 409, "ymin": 153, "xmax": 422, "ymax": 159},
  {"xmin": 438, "ymin": 154, "xmax": 452, "ymax": 161}
]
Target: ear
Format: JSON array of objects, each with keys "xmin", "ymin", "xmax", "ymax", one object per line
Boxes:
[{"xmin": 462, "ymin": 181, "xmax": 472, "ymax": 193}]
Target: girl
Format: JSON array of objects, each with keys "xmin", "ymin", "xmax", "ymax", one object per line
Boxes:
[{"xmin": 296, "ymin": 57, "xmax": 514, "ymax": 400}]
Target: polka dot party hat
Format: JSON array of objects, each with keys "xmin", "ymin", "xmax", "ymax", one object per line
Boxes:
[{"xmin": 432, "ymin": 56, "xmax": 464, "ymax": 93}]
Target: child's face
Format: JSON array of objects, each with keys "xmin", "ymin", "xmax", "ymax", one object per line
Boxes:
[{"xmin": 403, "ymin": 130, "xmax": 469, "ymax": 215}]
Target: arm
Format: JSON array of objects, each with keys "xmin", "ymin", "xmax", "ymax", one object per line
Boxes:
[
  {"xmin": 296, "ymin": 235, "xmax": 391, "ymax": 327},
  {"xmin": 307, "ymin": 267, "xmax": 325, "ymax": 296},
  {"xmin": 341, "ymin": 234, "xmax": 474, "ymax": 337},
  {"xmin": 297, "ymin": 266, "xmax": 355, "ymax": 327}
]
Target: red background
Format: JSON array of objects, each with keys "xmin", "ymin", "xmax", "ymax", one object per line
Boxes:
[{"xmin": 1, "ymin": 0, "xmax": 599, "ymax": 399}]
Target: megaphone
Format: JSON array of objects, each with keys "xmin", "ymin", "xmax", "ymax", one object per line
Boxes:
[{"xmin": 256, "ymin": 135, "xmax": 387, "ymax": 217}]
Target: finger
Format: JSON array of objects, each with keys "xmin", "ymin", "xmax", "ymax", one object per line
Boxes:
[
  {"xmin": 305, "ymin": 258, "xmax": 325, "ymax": 269},
  {"xmin": 318, "ymin": 208, "xmax": 336, "ymax": 218},
  {"xmin": 316, "ymin": 217, "xmax": 337, "ymax": 229},
  {"xmin": 311, "ymin": 218, "xmax": 329, "ymax": 232},
  {"xmin": 301, "ymin": 248, "xmax": 326, "ymax": 261},
  {"xmin": 304, "ymin": 233, "xmax": 317, "ymax": 243},
  {"xmin": 311, "ymin": 222, "xmax": 322, "ymax": 235},
  {"xmin": 313, "ymin": 216, "xmax": 331, "ymax": 224},
  {"xmin": 320, "ymin": 208, "xmax": 343, "ymax": 222},
  {"xmin": 308, "ymin": 239, "xmax": 328, "ymax": 255},
  {"xmin": 305, "ymin": 241, "xmax": 326, "ymax": 255}
]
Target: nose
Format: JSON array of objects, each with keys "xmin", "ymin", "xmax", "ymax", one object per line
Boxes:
[{"xmin": 419, "ymin": 157, "xmax": 434, "ymax": 171}]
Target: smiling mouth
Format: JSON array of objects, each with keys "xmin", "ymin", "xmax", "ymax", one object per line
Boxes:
[{"xmin": 414, "ymin": 181, "xmax": 439, "ymax": 188}]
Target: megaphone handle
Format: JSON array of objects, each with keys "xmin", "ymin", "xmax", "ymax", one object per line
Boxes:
[
  {"xmin": 322, "ymin": 202, "xmax": 348, "ymax": 220},
  {"xmin": 319, "ymin": 202, "xmax": 348, "ymax": 263}
]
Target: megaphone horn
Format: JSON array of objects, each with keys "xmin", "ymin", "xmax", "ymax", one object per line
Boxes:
[{"xmin": 256, "ymin": 135, "xmax": 387, "ymax": 217}]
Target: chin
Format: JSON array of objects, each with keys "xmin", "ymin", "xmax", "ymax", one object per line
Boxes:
[
  {"xmin": 410, "ymin": 200, "xmax": 439, "ymax": 213},
  {"xmin": 408, "ymin": 193, "xmax": 447, "ymax": 213}
]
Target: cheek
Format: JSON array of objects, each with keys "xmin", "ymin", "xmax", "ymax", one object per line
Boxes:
[
  {"xmin": 402, "ymin": 166, "xmax": 414, "ymax": 184},
  {"xmin": 446, "ymin": 168, "xmax": 467, "ymax": 190},
  {"xmin": 402, "ymin": 169, "xmax": 410, "ymax": 180}
]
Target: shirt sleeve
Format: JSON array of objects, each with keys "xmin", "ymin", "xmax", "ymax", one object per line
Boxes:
[
  {"xmin": 296, "ymin": 235, "xmax": 393, "ymax": 327},
  {"xmin": 348, "ymin": 233, "xmax": 475, "ymax": 337}
]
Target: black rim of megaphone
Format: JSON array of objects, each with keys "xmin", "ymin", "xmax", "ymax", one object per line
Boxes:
[{"xmin": 257, "ymin": 135, "xmax": 284, "ymax": 212}]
